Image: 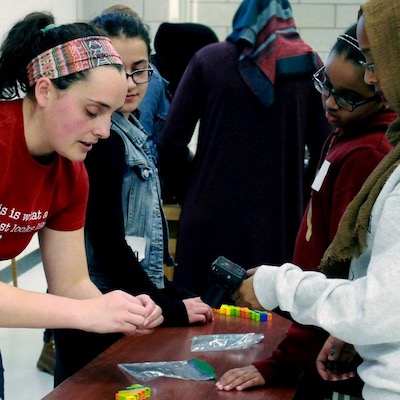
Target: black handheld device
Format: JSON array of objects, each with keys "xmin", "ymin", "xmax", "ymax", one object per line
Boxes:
[{"xmin": 201, "ymin": 256, "xmax": 247, "ymax": 308}]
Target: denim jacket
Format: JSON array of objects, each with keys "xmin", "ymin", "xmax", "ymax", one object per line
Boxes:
[
  {"xmin": 111, "ymin": 112, "xmax": 172, "ymax": 289},
  {"xmin": 138, "ymin": 64, "xmax": 171, "ymax": 160}
]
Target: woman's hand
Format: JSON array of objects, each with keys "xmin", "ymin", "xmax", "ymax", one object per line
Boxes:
[
  {"xmin": 80, "ymin": 290, "xmax": 163, "ymax": 335},
  {"xmin": 215, "ymin": 365, "xmax": 265, "ymax": 391},
  {"xmin": 183, "ymin": 297, "xmax": 214, "ymax": 324},
  {"xmin": 135, "ymin": 293, "xmax": 164, "ymax": 333},
  {"xmin": 316, "ymin": 336, "xmax": 357, "ymax": 381}
]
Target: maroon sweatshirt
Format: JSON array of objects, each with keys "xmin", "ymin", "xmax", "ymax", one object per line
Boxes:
[{"xmin": 253, "ymin": 108, "xmax": 396, "ymax": 385}]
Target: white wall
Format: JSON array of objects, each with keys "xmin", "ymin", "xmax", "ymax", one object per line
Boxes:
[
  {"xmin": 181, "ymin": 0, "xmax": 365, "ymax": 61},
  {"xmin": 291, "ymin": 0, "xmax": 364, "ymax": 61},
  {"xmin": 0, "ymin": 0, "xmax": 78, "ymax": 43},
  {"xmin": 78, "ymin": 0, "xmax": 365, "ymax": 62}
]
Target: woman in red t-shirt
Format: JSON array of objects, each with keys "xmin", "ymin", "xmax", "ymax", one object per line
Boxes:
[{"xmin": 0, "ymin": 11, "xmax": 163, "ymax": 398}]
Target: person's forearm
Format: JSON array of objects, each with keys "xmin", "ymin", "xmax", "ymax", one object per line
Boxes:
[
  {"xmin": 0, "ymin": 282, "xmax": 90, "ymax": 329},
  {"xmin": 0, "ymin": 281, "xmax": 160, "ymax": 335},
  {"xmin": 253, "ymin": 262, "xmax": 392, "ymax": 345},
  {"xmin": 49, "ymin": 276, "xmax": 102, "ymax": 300}
]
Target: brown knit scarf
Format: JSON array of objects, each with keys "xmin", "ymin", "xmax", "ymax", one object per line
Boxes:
[
  {"xmin": 320, "ymin": 122, "xmax": 400, "ymax": 277},
  {"xmin": 320, "ymin": 0, "xmax": 400, "ymax": 277}
]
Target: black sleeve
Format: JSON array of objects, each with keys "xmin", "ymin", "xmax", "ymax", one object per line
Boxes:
[
  {"xmin": 84, "ymin": 132, "xmax": 189, "ymax": 326},
  {"xmin": 157, "ymin": 56, "xmax": 202, "ymax": 204}
]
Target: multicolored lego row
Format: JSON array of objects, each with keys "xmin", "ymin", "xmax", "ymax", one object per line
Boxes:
[
  {"xmin": 214, "ymin": 304, "xmax": 272, "ymax": 322},
  {"xmin": 115, "ymin": 383, "xmax": 151, "ymax": 400}
]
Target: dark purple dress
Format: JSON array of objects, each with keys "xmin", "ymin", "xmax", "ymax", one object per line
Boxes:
[{"xmin": 158, "ymin": 41, "xmax": 329, "ymax": 294}]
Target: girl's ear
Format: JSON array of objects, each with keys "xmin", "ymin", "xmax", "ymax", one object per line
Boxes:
[{"xmin": 34, "ymin": 77, "xmax": 53, "ymax": 107}]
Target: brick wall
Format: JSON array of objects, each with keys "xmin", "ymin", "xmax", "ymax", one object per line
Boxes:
[
  {"xmin": 0, "ymin": 1, "xmax": 365, "ymax": 64},
  {"xmin": 81, "ymin": 0, "xmax": 364, "ymax": 63},
  {"xmin": 182, "ymin": 0, "xmax": 365, "ymax": 62}
]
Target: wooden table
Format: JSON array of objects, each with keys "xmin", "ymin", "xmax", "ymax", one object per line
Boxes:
[{"xmin": 43, "ymin": 312, "xmax": 295, "ymax": 400}]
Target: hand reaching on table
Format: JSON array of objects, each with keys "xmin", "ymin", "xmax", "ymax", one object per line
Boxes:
[
  {"xmin": 183, "ymin": 296, "xmax": 214, "ymax": 324},
  {"xmin": 215, "ymin": 365, "xmax": 265, "ymax": 391}
]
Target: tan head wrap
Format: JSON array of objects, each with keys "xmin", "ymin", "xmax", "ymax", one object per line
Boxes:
[
  {"xmin": 362, "ymin": 0, "xmax": 400, "ymax": 114},
  {"xmin": 320, "ymin": 0, "xmax": 400, "ymax": 277}
]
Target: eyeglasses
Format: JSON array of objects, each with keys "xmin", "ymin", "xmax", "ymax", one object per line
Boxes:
[
  {"xmin": 312, "ymin": 66, "xmax": 380, "ymax": 112},
  {"xmin": 125, "ymin": 66, "xmax": 153, "ymax": 84},
  {"xmin": 359, "ymin": 60, "xmax": 375, "ymax": 73}
]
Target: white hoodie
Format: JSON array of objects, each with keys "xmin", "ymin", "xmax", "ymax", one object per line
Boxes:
[{"xmin": 253, "ymin": 164, "xmax": 400, "ymax": 400}]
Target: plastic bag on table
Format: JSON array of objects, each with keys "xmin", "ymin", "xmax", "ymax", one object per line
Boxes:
[
  {"xmin": 118, "ymin": 358, "xmax": 216, "ymax": 382},
  {"xmin": 191, "ymin": 333, "xmax": 264, "ymax": 352}
]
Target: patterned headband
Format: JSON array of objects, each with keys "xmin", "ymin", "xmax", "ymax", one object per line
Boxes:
[{"xmin": 26, "ymin": 36, "xmax": 123, "ymax": 87}]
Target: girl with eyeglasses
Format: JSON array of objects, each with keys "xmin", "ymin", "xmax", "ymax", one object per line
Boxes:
[
  {"xmin": 217, "ymin": 23, "xmax": 396, "ymax": 399},
  {"xmin": 232, "ymin": 0, "xmax": 400, "ymax": 397},
  {"xmin": 53, "ymin": 11, "xmax": 213, "ymax": 385}
]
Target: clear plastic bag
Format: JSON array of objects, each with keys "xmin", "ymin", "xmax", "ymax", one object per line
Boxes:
[
  {"xmin": 118, "ymin": 358, "xmax": 216, "ymax": 382},
  {"xmin": 191, "ymin": 333, "xmax": 264, "ymax": 352}
]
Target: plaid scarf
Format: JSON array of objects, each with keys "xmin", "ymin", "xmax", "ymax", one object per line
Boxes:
[{"xmin": 227, "ymin": 0, "xmax": 321, "ymax": 108}]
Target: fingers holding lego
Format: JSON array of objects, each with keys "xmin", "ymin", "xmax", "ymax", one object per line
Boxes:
[
  {"xmin": 107, "ymin": 290, "xmax": 151, "ymax": 334},
  {"xmin": 82, "ymin": 290, "xmax": 162, "ymax": 335},
  {"xmin": 136, "ymin": 294, "xmax": 164, "ymax": 329}
]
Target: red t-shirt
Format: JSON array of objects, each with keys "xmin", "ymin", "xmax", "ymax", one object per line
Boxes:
[{"xmin": 0, "ymin": 99, "xmax": 88, "ymax": 260}]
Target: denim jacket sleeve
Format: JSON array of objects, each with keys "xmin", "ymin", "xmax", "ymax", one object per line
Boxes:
[{"xmin": 138, "ymin": 64, "xmax": 171, "ymax": 160}]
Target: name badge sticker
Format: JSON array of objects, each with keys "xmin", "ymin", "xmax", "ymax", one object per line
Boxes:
[
  {"xmin": 311, "ymin": 160, "xmax": 331, "ymax": 192},
  {"xmin": 125, "ymin": 236, "xmax": 146, "ymax": 261}
]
